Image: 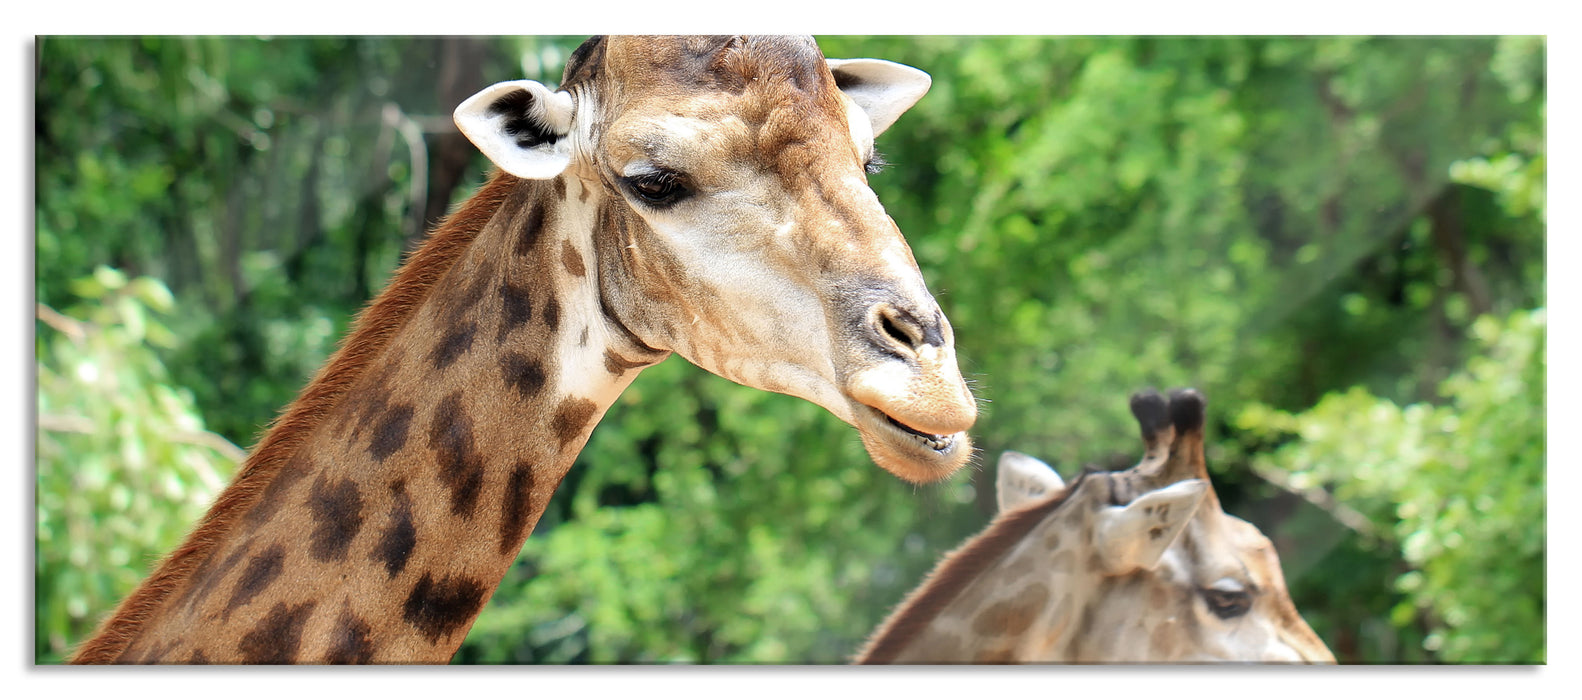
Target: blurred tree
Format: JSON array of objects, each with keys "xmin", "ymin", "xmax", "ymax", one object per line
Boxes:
[
  {"xmin": 35, "ymin": 268, "xmax": 240, "ymax": 663},
  {"xmin": 1239, "ymin": 308, "xmax": 1545, "ymax": 663},
  {"xmin": 34, "ymin": 35, "xmax": 540, "ymax": 445}
]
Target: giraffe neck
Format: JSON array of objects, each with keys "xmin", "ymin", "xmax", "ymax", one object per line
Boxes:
[
  {"xmin": 862, "ymin": 474, "xmax": 1233, "ymax": 664},
  {"xmin": 856, "ymin": 472, "xmax": 1108, "ymax": 664},
  {"xmin": 74, "ymin": 173, "xmax": 667, "ymax": 664},
  {"xmin": 881, "ymin": 514, "xmax": 1097, "ymax": 663}
]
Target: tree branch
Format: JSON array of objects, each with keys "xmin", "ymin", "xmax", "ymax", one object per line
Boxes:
[
  {"xmin": 1251, "ymin": 465, "xmax": 1379, "ymax": 538},
  {"xmin": 36, "ymin": 303, "xmax": 88, "ymax": 344},
  {"xmin": 37, "ymin": 413, "xmax": 245, "ymax": 463}
]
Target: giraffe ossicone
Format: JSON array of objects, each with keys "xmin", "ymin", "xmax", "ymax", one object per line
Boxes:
[
  {"xmin": 855, "ymin": 388, "xmax": 1336, "ymax": 664},
  {"xmin": 72, "ymin": 35, "xmax": 975, "ymax": 664}
]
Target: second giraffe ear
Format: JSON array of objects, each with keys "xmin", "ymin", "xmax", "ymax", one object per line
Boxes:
[
  {"xmin": 996, "ymin": 451, "xmax": 1066, "ymax": 513},
  {"xmin": 1093, "ymin": 479, "xmax": 1208, "ymax": 575},
  {"xmin": 826, "ymin": 58, "xmax": 931, "ymax": 138},
  {"xmin": 454, "ymin": 80, "xmax": 576, "ymax": 179}
]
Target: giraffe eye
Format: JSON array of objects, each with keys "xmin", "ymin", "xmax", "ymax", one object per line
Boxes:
[
  {"xmin": 621, "ymin": 170, "xmax": 691, "ymax": 207},
  {"xmin": 1200, "ymin": 582, "xmax": 1253, "ymax": 619}
]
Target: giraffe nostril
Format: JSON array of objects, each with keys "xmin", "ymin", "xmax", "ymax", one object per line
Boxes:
[
  {"xmin": 871, "ymin": 303, "xmax": 941, "ymax": 356},
  {"xmin": 880, "ymin": 312, "xmax": 920, "ymax": 349}
]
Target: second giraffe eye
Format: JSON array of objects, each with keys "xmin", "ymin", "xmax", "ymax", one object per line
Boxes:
[
  {"xmin": 621, "ymin": 170, "xmax": 692, "ymax": 208},
  {"xmin": 1200, "ymin": 580, "xmax": 1253, "ymax": 620}
]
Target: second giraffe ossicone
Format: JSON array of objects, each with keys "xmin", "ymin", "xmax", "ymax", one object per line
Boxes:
[
  {"xmin": 71, "ymin": 36, "xmax": 977, "ymax": 664},
  {"xmin": 855, "ymin": 389, "xmax": 1335, "ymax": 664}
]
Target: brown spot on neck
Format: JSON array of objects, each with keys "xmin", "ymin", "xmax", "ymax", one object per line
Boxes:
[
  {"xmin": 449, "ymin": 255, "xmax": 497, "ymax": 317},
  {"xmin": 541, "ymin": 294, "xmax": 561, "ymax": 332},
  {"xmin": 514, "ymin": 197, "xmax": 553, "ymax": 257},
  {"xmin": 561, "ymin": 239, "xmax": 586, "ymax": 277},
  {"xmin": 500, "ymin": 352, "xmax": 548, "ymax": 400},
  {"xmin": 307, "ymin": 474, "xmax": 366, "ymax": 562},
  {"xmin": 497, "ymin": 281, "xmax": 533, "ymax": 342},
  {"xmin": 237, "ymin": 600, "xmax": 317, "ymax": 664},
  {"xmin": 426, "ymin": 392, "xmax": 486, "ymax": 517},
  {"xmin": 429, "ymin": 320, "xmax": 478, "ymax": 370},
  {"xmin": 550, "ymin": 396, "xmax": 598, "ymax": 447},
  {"xmin": 224, "ymin": 543, "xmax": 287, "ymax": 617},
  {"xmin": 368, "ymin": 404, "xmax": 415, "ymax": 463},
  {"xmin": 241, "ymin": 453, "xmax": 312, "ymax": 528},
  {"xmin": 970, "ymin": 582, "xmax": 1048, "ymax": 638},
  {"xmin": 498, "ymin": 461, "xmax": 537, "ymax": 556},
  {"xmin": 178, "ymin": 538, "xmax": 252, "ymax": 615},
  {"xmin": 402, "ymin": 572, "xmax": 487, "ymax": 644},
  {"xmin": 326, "ymin": 605, "xmax": 377, "ymax": 664},
  {"xmin": 372, "ymin": 480, "xmax": 417, "ymax": 578}
]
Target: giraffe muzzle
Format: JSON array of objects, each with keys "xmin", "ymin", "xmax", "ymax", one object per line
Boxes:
[
  {"xmin": 844, "ymin": 323, "xmax": 978, "ymax": 483},
  {"xmin": 852, "ymin": 403, "xmax": 972, "ymax": 484}
]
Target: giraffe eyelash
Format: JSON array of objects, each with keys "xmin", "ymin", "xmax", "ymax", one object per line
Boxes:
[
  {"xmin": 620, "ymin": 169, "xmax": 693, "ymax": 208},
  {"xmin": 865, "ymin": 150, "xmax": 889, "ymax": 175}
]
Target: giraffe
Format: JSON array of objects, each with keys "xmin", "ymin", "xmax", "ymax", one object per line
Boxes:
[
  {"xmin": 69, "ymin": 35, "xmax": 978, "ymax": 664},
  {"xmin": 854, "ymin": 388, "xmax": 1335, "ymax": 664}
]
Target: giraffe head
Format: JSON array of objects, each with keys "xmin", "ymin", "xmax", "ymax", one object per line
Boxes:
[
  {"xmin": 989, "ymin": 389, "xmax": 1335, "ymax": 663},
  {"xmin": 857, "ymin": 388, "xmax": 1333, "ymax": 664},
  {"xmin": 453, "ymin": 36, "xmax": 975, "ymax": 483}
]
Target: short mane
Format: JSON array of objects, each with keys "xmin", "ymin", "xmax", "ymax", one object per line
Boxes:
[
  {"xmin": 854, "ymin": 471, "xmax": 1090, "ymax": 664},
  {"xmin": 68, "ymin": 171, "xmax": 522, "ymax": 663}
]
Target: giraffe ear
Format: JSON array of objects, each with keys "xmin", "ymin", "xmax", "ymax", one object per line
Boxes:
[
  {"xmin": 827, "ymin": 58, "xmax": 931, "ymax": 138},
  {"xmin": 454, "ymin": 80, "xmax": 575, "ymax": 179},
  {"xmin": 1093, "ymin": 479, "xmax": 1208, "ymax": 575},
  {"xmin": 996, "ymin": 451, "xmax": 1065, "ymax": 513}
]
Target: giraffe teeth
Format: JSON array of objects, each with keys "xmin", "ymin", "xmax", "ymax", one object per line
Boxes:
[
  {"xmin": 866, "ymin": 407, "xmax": 958, "ymax": 454},
  {"xmin": 883, "ymin": 413, "xmax": 953, "ymax": 452}
]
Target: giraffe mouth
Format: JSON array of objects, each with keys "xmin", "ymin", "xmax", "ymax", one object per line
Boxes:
[
  {"xmin": 881, "ymin": 412, "xmax": 955, "ymax": 451},
  {"xmin": 839, "ymin": 344, "xmax": 976, "ymax": 483},
  {"xmin": 850, "ymin": 403, "xmax": 971, "ymax": 484}
]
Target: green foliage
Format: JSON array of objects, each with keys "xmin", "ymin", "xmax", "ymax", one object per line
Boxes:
[
  {"xmin": 35, "ymin": 269, "xmax": 240, "ymax": 663},
  {"xmin": 35, "ymin": 36, "xmax": 533, "ymax": 445},
  {"xmin": 1450, "ymin": 36, "xmax": 1546, "ymax": 222},
  {"xmin": 35, "ymin": 36, "xmax": 1544, "ymax": 665},
  {"xmin": 1239, "ymin": 309, "xmax": 1545, "ymax": 663}
]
